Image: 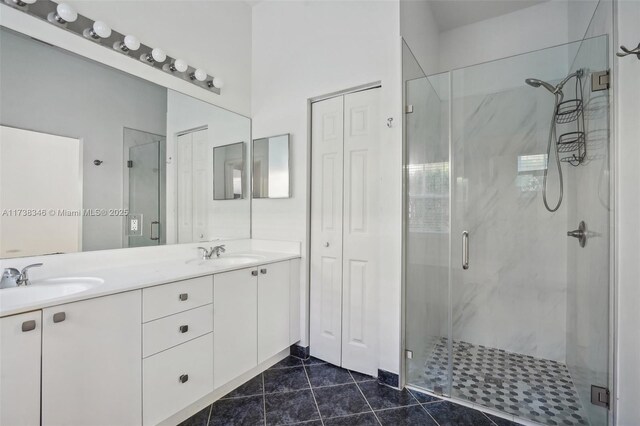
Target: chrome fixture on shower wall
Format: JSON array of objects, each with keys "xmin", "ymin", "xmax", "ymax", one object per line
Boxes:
[
  {"xmin": 617, "ymin": 42, "xmax": 640, "ymax": 60},
  {"xmin": 525, "ymin": 69, "xmax": 586, "ymax": 212},
  {"xmin": 2, "ymin": 0, "xmax": 223, "ymax": 95}
]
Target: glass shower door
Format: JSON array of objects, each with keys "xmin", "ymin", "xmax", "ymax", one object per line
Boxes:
[
  {"xmin": 449, "ymin": 36, "xmax": 610, "ymax": 426},
  {"xmin": 403, "ymin": 41, "xmax": 452, "ymax": 395},
  {"xmin": 128, "ymin": 140, "xmax": 161, "ymax": 247}
]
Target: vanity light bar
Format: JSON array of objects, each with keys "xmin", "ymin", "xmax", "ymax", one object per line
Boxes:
[{"xmin": 2, "ymin": 0, "xmax": 222, "ymax": 95}]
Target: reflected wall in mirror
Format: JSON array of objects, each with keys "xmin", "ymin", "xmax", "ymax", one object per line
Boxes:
[
  {"xmin": 213, "ymin": 143, "xmax": 246, "ymax": 200},
  {"xmin": 252, "ymin": 134, "xmax": 291, "ymax": 199},
  {"xmin": 0, "ymin": 28, "xmax": 251, "ymax": 258}
]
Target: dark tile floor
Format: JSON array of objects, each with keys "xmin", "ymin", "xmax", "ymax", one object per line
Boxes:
[{"xmin": 178, "ymin": 356, "xmax": 523, "ymax": 426}]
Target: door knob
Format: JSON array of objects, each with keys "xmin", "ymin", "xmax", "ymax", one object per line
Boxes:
[
  {"xmin": 325, "ymin": 242, "xmax": 330, "ymax": 247},
  {"xmin": 567, "ymin": 221, "xmax": 587, "ymax": 248}
]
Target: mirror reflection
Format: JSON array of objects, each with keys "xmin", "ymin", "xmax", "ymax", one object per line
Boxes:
[
  {"xmin": 0, "ymin": 28, "xmax": 251, "ymax": 257},
  {"xmin": 252, "ymin": 134, "xmax": 291, "ymax": 199},
  {"xmin": 213, "ymin": 142, "xmax": 245, "ymax": 200}
]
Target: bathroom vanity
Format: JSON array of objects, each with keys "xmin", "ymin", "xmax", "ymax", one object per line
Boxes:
[{"xmin": 0, "ymin": 242, "xmax": 301, "ymax": 426}]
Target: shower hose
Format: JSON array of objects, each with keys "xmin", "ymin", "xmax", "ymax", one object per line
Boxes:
[{"xmin": 543, "ymin": 93, "xmax": 564, "ymax": 212}]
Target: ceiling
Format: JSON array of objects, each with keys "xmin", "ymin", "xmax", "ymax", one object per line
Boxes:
[{"xmin": 428, "ymin": 0, "xmax": 549, "ymax": 32}]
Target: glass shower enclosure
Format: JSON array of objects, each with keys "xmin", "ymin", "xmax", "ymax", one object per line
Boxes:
[{"xmin": 403, "ymin": 34, "xmax": 611, "ymax": 426}]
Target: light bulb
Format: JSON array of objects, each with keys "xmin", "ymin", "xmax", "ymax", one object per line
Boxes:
[
  {"xmin": 47, "ymin": 3, "xmax": 77, "ymax": 24},
  {"xmin": 141, "ymin": 48, "xmax": 166, "ymax": 64},
  {"xmin": 123, "ymin": 35, "xmax": 140, "ymax": 51},
  {"xmin": 84, "ymin": 21, "xmax": 111, "ymax": 39},
  {"xmin": 173, "ymin": 59, "xmax": 188, "ymax": 73},
  {"xmin": 115, "ymin": 35, "xmax": 140, "ymax": 52},
  {"xmin": 191, "ymin": 68, "xmax": 207, "ymax": 82},
  {"xmin": 211, "ymin": 77, "xmax": 224, "ymax": 89},
  {"xmin": 93, "ymin": 21, "xmax": 111, "ymax": 38},
  {"xmin": 151, "ymin": 48, "xmax": 166, "ymax": 63}
]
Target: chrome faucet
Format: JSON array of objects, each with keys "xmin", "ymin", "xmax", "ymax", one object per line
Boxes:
[
  {"xmin": 0, "ymin": 263, "xmax": 43, "ymax": 289},
  {"xmin": 197, "ymin": 245, "xmax": 226, "ymax": 260}
]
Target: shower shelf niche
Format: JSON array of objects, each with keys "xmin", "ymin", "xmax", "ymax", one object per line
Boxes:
[{"xmin": 555, "ymin": 72, "xmax": 586, "ymax": 166}]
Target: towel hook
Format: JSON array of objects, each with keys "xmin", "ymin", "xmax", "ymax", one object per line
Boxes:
[{"xmin": 617, "ymin": 43, "xmax": 640, "ymax": 60}]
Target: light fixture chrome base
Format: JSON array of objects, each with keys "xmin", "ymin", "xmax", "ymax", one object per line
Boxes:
[
  {"xmin": 140, "ymin": 53, "xmax": 155, "ymax": 63},
  {"xmin": 113, "ymin": 41, "xmax": 129, "ymax": 52},
  {"xmin": 5, "ymin": 0, "xmax": 29, "ymax": 8},
  {"xmin": 46, "ymin": 11, "xmax": 67, "ymax": 24},
  {"xmin": 163, "ymin": 63, "xmax": 179, "ymax": 72},
  {"xmin": 83, "ymin": 28, "xmax": 101, "ymax": 40}
]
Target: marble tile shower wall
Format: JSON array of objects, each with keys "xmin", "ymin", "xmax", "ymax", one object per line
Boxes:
[{"xmin": 450, "ymin": 85, "xmax": 569, "ymax": 362}]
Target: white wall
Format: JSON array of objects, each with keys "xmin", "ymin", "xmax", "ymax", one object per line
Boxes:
[
  {"xmin": 437, "ymin": 0, "xmax": 598, "ymax": 73},
  {"xmin": 251, "ymin": 0, "xmax": 403, "ymax": 374},
  {"xmin": 615, "ymin": 0, "xmax": 640, "ymax": 423},
  {"xmin": 400, "ymin": 0, "xmax": 440, "ymax": 75}
]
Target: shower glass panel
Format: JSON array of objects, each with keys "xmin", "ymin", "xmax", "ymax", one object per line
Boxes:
[
  {"xmin": 126, "ymin": 130, "xmax": 165, "ymax": 248},
  {"xmin": 450, "ymin": 36, "xmax": 609, "ymax": 426},
  {"xmin": 403, "ymin": 41, "xmax": 451, "ymax": 395},
  {"xmin": 404, "ymin": 35, "xmax": 610, "ymax": 426}
]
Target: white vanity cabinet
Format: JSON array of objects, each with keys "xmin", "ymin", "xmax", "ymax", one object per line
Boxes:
[
  {"xmin": 0, "ymin": 310, "xmax": 42, "ymax": 426},
  {"xmin": 214, "ymin": 266, "xmax": 258, "ymax": 388},
  {"xmin": 214, "ymin": 260, "xmax": 298, "ymax": 388},
  {"xmin": 41, "ymin": 290, "xmax": 142, "ymax": 426},
  {"xmin": 142, "ymin": 275, "xmax": 214, "ymax": 426}
]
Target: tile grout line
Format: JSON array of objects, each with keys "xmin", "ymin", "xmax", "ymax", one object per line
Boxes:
[
  {"xmin": 409, "ymin": 389, "xmax": 441, "ymax": 426},
  {"xmin": 350, "ymin": 370, "xmax": 383, "ymax": 426},
  {"xmin": 302, "ymin": 364, "xmax": 325, "ymax": 426},
  {"xmin": 262, "ymin": 372, "xmax": 267, "ymax": 426},
  {"xmin": 205, "ymin": 402, "xmax": 213, "ymax": 426}
]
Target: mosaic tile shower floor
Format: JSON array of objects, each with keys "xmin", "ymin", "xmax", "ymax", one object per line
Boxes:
[{"xmin": 421, "ymin": 339, "xmax": 589, "ymax": 426}]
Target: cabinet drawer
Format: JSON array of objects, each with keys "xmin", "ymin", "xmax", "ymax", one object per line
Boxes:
[
  {"xmin": 143, "ymin": 333, "xmax": 214, "ymax": 426},
  {"xmin": 143, "ymin": 304, "xmax": 213, "ymax": 358},
  {"xmin": 143, "ymin": 275, "xmax": 213, "ymax": 322}
]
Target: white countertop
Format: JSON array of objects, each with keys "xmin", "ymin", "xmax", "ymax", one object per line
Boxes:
[{"xmin": 0, "ymin": 250, "xmax": 300, "ymax": 317}]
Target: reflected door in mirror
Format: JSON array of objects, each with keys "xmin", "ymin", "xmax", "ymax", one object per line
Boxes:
[
  {"xmin": 177, "ymin": 129, "xmax": 209, "ymax": 243},
  {"xmin": 0, "ymin": 126, "xmax": 82, "ymax": 258}
]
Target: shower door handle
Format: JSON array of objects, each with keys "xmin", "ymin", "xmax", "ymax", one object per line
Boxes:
[
  {"xmin": 462, "ymin": 231, "xmax": 469, "ymax": 270},
  {"xmin": 150, "ymin": 221, "xmax": 160, "ymax": 241}
]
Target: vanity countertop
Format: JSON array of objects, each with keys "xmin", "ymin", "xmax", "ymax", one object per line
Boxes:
[{"xmin": 0, "ymin": 250, "xmax": 300, "ymax": 317}]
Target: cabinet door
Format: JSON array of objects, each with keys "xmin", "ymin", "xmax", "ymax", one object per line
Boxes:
[
  {"xmin": 0, "ymin": 311, "xmax": 41, "ymax": 426},
  {"xmin": 258, "ymin": 261, "xmax": 291, "ymax": 363},
  {"xmin": 214, "ymin": 267, "xmax": 257, "ymax": 388},
  {"xmin": 42, "ymin": 291, "xmax": 142, "ymax": 426}
]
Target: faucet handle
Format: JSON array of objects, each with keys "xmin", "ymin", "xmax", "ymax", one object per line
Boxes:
[
  {"xmin": 1, "ymin": 268, "xmax": 20, "ymax": 289},
  {"xmin": 20, "ymin": 263, "xmax": 43, "ymax": 275}
]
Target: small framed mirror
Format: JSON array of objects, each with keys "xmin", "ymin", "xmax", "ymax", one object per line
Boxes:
[
  {"xmin": 213, "ymin": 142, "xmax": 245, "ymax": 200},
  {"xmin": 252, "ymin": 134, "xmax": 291, "ymax": 199}
]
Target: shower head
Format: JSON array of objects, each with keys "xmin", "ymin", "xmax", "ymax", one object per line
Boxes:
[{"xmin": 525, "ymin": 78, "xmax": 558, "ymax": 94}]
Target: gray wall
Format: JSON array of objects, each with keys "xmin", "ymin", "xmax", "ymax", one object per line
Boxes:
[{"xmin": 0, "ymin": 29, "xmax": 167, "ymax": 251}]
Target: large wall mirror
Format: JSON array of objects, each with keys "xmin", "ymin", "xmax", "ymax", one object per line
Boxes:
[
  {"xmin": 252, "ymin": 134, "xmax": 291, "ymax": 199},
  {"xmin": 0, "ymin": 27, "xmax": 251, "ymax": 258}
]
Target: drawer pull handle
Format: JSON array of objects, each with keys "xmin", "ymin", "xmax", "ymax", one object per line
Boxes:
[
  {"xmin": 52, "ymin": 312, "xmax": 66, "ymax": 323},
  {"xmin": 22, "ymin": 320, "xmax": 36, "ymax": 332},
  {"xmin": 251, "ymin": 270, "xmax": 258, "ymax": 276},
  {"xmin": 179, "ymin": 325, "xmax": 189, "ymax": 333},
  {"xmin": 179, "ymin": 293, "xmax": 188, "ymax": 301},
  {"xmin": 179, "ymin": 374, "xmax": 189, "ymax": 383},
  {"xmin": 260, "ymin": 268, "xmax": 267, "ymax": 275}
]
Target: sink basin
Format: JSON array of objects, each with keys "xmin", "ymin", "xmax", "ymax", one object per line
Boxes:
[
  {"xmin": 0, "ymin": 277, "xmax": 104, "ymax": 311},
  {"xmin": 186, "ymin": 253, "xmax": 267, "ymax": 267}
]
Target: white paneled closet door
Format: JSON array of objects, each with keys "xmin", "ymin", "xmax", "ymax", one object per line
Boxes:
[
  {"xmin": 177, "ymin": 128, "xmax": 209, "ymax": 243},
  {"xmin": 310, "ymin": 87, "xmax": 380, "ymax": 376},
  {"xmin": 310, "ymin": 95, "xmax": 344, "ymax": 366}
]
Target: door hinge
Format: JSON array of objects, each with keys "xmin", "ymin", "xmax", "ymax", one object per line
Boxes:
[
  {"xmin": 591, "ymin": 70, "xmax": 610, "ymax": 92},
  {"xmin": 405, "ymin": 350, "xmax": 413, "ymax": 359},
  {"xmin": 591, "ymin": 385, "xmax": 610, "ymax": 409},
  {"xmin": 127, "ymin": 160, "xmax": 133, "ymax": 168},
  {"xmin": 405, "ymin": 105, "xmax": 414, "ymax": 114}
]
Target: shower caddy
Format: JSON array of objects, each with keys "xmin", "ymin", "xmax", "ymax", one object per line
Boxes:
[{"xmin": 555, "ymin": 71, "xmax": 586, "ymax": 166}]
